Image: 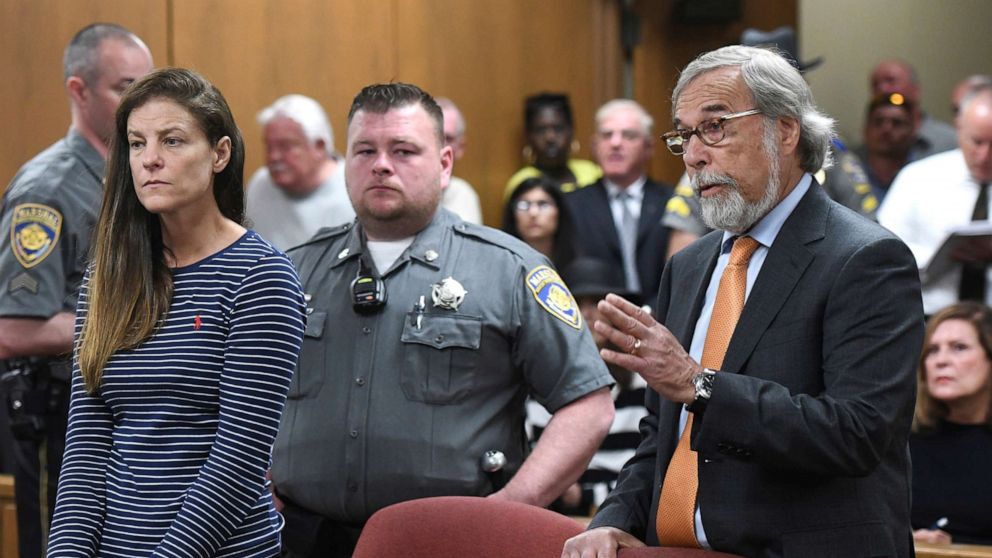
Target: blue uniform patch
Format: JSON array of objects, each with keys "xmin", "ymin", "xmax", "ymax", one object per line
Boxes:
[
  {"xmin": 11, "ymin": 203, "xmax": 62, "ymax": 269},
  {"xmin": 526, "ymin": 265, "xmax": 581, "ymax": 330}
]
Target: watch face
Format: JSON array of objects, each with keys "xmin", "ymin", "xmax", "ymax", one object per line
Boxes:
[
  {"xmin": 694, "ymin": 371, "xmax": 715, "ymax": 399},
  {"xmin": 693, "ymin": 374, "xmax": 706, "ymax": 391}
]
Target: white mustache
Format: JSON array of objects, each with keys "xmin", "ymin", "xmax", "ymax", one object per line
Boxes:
[{"xmin": 690, "ymin": 171, "xmax": 738, "ymax": 196}]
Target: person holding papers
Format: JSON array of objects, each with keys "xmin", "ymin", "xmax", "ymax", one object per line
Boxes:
[{"xmin": 879, "ymin": 84, "xmax": 992, "ymax": 315}]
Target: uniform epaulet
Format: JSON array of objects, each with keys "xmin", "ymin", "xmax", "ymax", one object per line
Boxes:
[
  {"xmin": 286, "ymin": 221, "xmax": 353, "ymax": 254},
  {"xmin": 451, "ymin": 221, "xmax": 534, "ymax": 259}
]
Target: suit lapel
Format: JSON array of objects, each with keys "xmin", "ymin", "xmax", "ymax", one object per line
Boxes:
[
  {"xmin": 590, "ymin": 182, "xmax": 623, "ymax": 257},
  {"xmin": 637, "ymin": 180, "xmax": 665, "ymax": 242},
  {"xmin": 721, "ymin": 185, "xmax": 830, "ymax": 374},
  {"xmin": 669, "ymin": 233, "xmax": 722, "ymax": 350}
]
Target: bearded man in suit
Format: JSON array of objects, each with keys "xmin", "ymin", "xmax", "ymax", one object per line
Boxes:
[{"xmin": 562, "ymin": 45, "xmax": 923, "ymax": 558}]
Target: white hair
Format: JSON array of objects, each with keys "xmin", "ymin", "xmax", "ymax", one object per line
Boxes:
[
  {"xmin": 959, "ymin": 84, "xmax": 992, "ymax": 116},
  {"xmin": 673, "ymin": 45, "xmax": 835, "ymax": 172},
  {"xmin": 435, "ymin": 97, "xmax": 466, "ymax": 137},
  {"xmin": 595, "ymin": 99, "xmax": 654, "ymax": 136},
  {"xmin": 257, "ymin": 94, "xmax": 334, "ymax": 155}
]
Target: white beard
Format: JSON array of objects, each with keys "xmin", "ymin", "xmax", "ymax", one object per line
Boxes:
[{"xmin": 692, "ymin": 127, "xmax": 781, "ymax": 233}]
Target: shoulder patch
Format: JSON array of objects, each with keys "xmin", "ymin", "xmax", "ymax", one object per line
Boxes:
[
  {"xmin": 11, "ymin": 203, "xmax": 62, "ymax": 268},
  {"xmin": 526, "ymin": 265, "xmax": 582, "ymax": 330}
]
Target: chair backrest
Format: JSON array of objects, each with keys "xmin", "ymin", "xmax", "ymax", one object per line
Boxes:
[{"xmin": 351, "ymin": 496, "xmax": 587, "ymax": 558}]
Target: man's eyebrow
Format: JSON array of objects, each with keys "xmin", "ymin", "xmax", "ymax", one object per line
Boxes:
[
  {"xmin": 673, "ymin": 102, "xmax": 732, "ymax": 127},
  {"xmin": 700, "ymin": 102, "xmax": 731, "ymax": 114}
]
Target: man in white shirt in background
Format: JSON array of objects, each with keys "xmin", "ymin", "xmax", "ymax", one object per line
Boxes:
[
  {"xmin": 879, "ymin": 85, "xmax": 992, "ymax": 315},
  {"xmin": 246, "ymin": 94, "xmax": 355, "ymax": 250},
  {"xmin": 437, "ymin": 97, "xmax": 483, "ymax": 224}
]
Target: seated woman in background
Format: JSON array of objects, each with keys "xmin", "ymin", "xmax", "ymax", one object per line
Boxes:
[
  {"xmin": 502, "ymin": 176, "xmax": 576, "ymax": 270},
  {"xmin": 47, "ymin": 68, "xmax": 306, "ymax": 557},
  {"xmin": 911, "ymin": 301, "xmax": 992, "ymax": 546},
  {"xmin": 504, "ymin": 92, "xmax": 600, "ymax": 197}
]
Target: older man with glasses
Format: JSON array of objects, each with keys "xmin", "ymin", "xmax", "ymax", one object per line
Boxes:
[
  {"xmin": 562, "ymin": 44, "xmax": 922, "ymax": 558},
  {"xmin": 565, "ymin": 99, "xmax": 674, "ymax": 308}
]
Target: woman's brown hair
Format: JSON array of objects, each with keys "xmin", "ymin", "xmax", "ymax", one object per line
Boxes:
[
  {"xmin": 914, "ymin": 301, "xmax": 992, "ymax": 431},
  {"xmin": 77, "ymin": 68, "xmax": 245, "ymax": 392}
]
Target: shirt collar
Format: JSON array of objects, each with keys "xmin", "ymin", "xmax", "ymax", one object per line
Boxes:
[
  {"xmin": 720, "ymin": 173, "xmax": 813, "ymax": 252},
  {"xmin": 605, "ymin": 176, "xmax": 647, "ymax": 200},
  {"xmin": 66, "ymin": 127, "xmax": 106, "ymax": 180},
  {"xmin": 331, "ymin": 208, "xmax": 450, "ymax": 272}
]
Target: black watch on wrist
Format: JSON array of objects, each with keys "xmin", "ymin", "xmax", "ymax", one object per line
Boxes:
[{"xmin": 689, "ymin": 368, "xmax": 717, "ymax": 413}]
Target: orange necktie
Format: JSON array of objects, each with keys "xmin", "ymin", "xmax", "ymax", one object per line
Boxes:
[{"xmin": 656, "ymin": 235, "xmax": 760, "ymax": 547}]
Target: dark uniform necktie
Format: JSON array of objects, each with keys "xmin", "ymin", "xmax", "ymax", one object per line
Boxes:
[
  {"xmin": 959, "ymin": 182, "xmax": 990, "ymax": 302},
  {"xmin": 616, "ymin": 190, "xmax": 641, "ymax": 294}
]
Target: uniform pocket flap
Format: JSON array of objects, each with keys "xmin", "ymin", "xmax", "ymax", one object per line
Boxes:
[
  {"xmin": 401, "ymin": 313, "xmax": 482, "ymax": 350},
  {"xmin": 304, "ymin": 311, "xmax": 326, "ymax": 338}
]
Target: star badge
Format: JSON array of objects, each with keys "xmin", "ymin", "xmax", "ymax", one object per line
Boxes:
[{"xmin": 431, "ymin": 277, "xmax": 467, "ymax": 311}]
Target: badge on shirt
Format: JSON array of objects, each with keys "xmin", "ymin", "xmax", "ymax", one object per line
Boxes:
[
  {"xmin": 432, "ymin": 277, "xmax": 467, "ymax": 311},
  {"xmin": 11, "ymin": 203, "xmax": 62, "ymax": 269},
  {"xmin": 526, "ymin": 265, "xmax": 581, "ymax": 330}
]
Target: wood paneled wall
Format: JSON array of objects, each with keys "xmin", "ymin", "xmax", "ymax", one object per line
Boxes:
[
  {"xmin": 1, "ymin": 0, "xmax": 795, "ymax": 226},
  {"xmin": 0, "ymin": 0, "xmax": 167, "ymax": 195},
  {"xmin": 633, "ymin": 0, "xmax": 798, "ymax": 185}
]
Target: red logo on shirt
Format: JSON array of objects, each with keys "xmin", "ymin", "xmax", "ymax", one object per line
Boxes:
[{"xmin": 194, "ymin": 315, "xmax": 202, "ymax": 330}]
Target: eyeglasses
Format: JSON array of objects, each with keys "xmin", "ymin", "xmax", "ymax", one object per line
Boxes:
[
  {"xmin": 514, "ymin": 199, "xmax": 556, "ymax": 213},
  {"xmin": 661, "ymin": 109, "xmax": 762, "ymax": 155}
]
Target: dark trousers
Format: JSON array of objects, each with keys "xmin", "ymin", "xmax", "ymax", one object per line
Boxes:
[
  {"xmin": 5, "ymin": 377, "xmax": 69, "ymax": 558},
  {"xmin": 281, "ymin": 498, "xmax": 364, "ymax": 558},
  {"xmin": 0, "ymin": 380, "xmax": 16, "ymax": 474}
]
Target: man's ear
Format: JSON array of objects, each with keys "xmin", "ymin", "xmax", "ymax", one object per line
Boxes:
[
  {"xmin": 439, "ymin": 144, "xmax": 454, "ymax": 190},
  {"xmin": 66, "ymin": 76, "xmax": 88, "ymax": 105},
  {"xmin": 778, "ymin": 117, "xmax": 801, "ymax": 154}
]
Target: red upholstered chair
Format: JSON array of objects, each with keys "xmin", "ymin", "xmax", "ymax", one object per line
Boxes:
[
  {"xmin": 619, "ymin": 548, "xmax": 743, "ymax": 558},
  {"xmin": 351, "ymin": 496, "xmax": 586, "ymax": 558}
]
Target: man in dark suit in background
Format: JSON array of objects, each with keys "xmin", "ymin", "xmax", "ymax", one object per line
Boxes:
[
  {"xmin": 566, "ymin": 99, "xmax": 672, "ymax": 307},
  {"xmin": 562, "ymin": 45, "xmax": 923, "ymax": 558}
]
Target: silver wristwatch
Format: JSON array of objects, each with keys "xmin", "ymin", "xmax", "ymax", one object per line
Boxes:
[{"xmin": 692, "ymin": 368, "xmax": 717, "ymax": 403}]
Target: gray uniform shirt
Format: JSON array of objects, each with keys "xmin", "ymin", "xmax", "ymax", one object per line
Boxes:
[
  {"xmin": 272, "ymin": 209, "xmax": 613, "ymax": 523},
  {"xmin": 0, "ymin": 129, "xmax": 104, "ymax": 319}
]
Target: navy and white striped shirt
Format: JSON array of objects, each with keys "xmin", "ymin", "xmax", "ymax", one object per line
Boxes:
[{"xmin": 48, "ymin": 231, "xmax": 305, "ymax": 558}]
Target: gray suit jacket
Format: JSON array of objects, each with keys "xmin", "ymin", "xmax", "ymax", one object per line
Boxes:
[{"xmin": 589, "ymin": 184, "xmax": 923, "ymax": 558}]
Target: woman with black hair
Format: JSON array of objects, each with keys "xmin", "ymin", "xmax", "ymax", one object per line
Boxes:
[{"xmin": 502, "ymin": 176, "xmax": 576, "ymax": 270}]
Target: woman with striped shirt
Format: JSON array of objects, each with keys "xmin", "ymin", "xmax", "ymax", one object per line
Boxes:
[{"xmin": 47, "ymin": 68, "xmax": 305, "ymax": 558}]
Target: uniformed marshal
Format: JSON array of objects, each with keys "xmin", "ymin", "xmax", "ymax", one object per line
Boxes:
[
  {"xmin": 0, "ymin": 24, "xmax": 153, "ymax": 558},
  {"xmin": 271, "ymin": 83, "xmax": 615, "ymax": 557}
]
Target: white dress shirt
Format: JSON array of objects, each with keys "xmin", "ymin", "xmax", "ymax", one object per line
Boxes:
[{"xmin": 878, "ymin": 149, "xmax": 990, "ymax": 315}]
